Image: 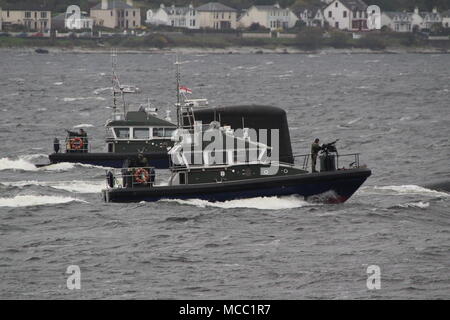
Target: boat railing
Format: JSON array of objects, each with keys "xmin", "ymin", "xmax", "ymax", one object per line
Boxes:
[
  {"xmin": 336, "ymin": 153, "xmax": 361, "ymax": 169},
  {"xmin": 293, "ymin": 153, "xmax": 361, "ymax": 172},
  {"xmin": 105, "ymin": 167, "xmax": 156, "ymax": 189},
  {"xmin": 63, "ymin": 136, "xmax": 90, "ymax": 153},
  {"xmin": 292, "ymin": 153, "xmax": 311, "ymax": 171}
]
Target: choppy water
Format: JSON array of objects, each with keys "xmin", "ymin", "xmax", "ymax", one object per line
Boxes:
[{"xmin": 0, "ymin": 50, "xmax": 449, "ymax": 299}]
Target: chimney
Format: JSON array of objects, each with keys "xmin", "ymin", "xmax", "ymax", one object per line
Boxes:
[
  {"xmin": 126, "ymin": 0, "xmax": 133, "ymax": 7},
  {"xmin": 101, "ymin": 0, "xmax": 107, "ymax": 10},
  {"xmin": 414, "ymin": 7, "xmax": 419, "ymax": 15},
  {"xmin": 432, "ymin": 7, "xmax": 437, "ymax": 14},
  {"xmin": 160, "ymin": 4, "xmax": 165, "ymax": 9},
  {"xmin": 274, "ymin": 2, "xmax": 280, "ymax": 9}
]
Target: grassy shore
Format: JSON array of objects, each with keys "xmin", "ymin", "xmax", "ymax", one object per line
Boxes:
[{"xmin": 0, "ymin": 31, "xmax": 449, "ymax": 53}]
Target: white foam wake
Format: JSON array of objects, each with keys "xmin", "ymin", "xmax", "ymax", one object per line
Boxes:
[
  {"xmin": 0, "ymin": 157, "xmax": 38, "ymax": 171},
  {"xmin": 0, "ymin": 156, "xmax": 112, "ymax": 172},
  {"xmin": 1, "ymin": 180, "xmax": 104, "ymax": 193},
  {"xmin": 397, "ymin": 201, "xmax": 430, "ymax": 209},
  {"xmin": 0, "ymin": 195, "xmax": 86, "ymax": 207},
  {"xmin": 362, "ymin": 185, "xmax": 450, "ymax": 197},
  {"xmin": 162, "ymin": 195, "xmax": 314, "ymax": 210}
]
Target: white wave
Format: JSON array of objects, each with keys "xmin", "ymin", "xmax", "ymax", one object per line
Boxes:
[
  {"xmin": 63, "ymin": 97, "xmax": 106, "ymax": 102},
  {"xmin": 93, "ymin": 87, "xmax": 112, "ymax": 95},
  {"xmin": 40, "ymin": 162, "xmax": 76, "ymax": 171},
  {"xmin": 398, "ymin": 201, "xmax": 430, "ymax": 209},
  {"xmin": 161, "ymin": 195, "xmax": 314, "ymax": 210},
  {"xmin": 1, "ymin": 180, "xmax": 104, "ymax": 193},
  {"xmin": 53, "ymin": 82, "xmax": 64, "ymax": 86},
  {"xmin": 359, "ymin": 185, "xmax": 450, "ymax": 197},
  {"xmin": 21, "ymin": 154, "xmax": 48, "ymax": 161},
  {"xmin": 73, "ymin": 123, "xmax": 94, "ymax": 128},
  {"xmin": 0, "ymin": 195, "xmax": 86, "ymax": 207},
  {"xmin": 347, "ymin": 117, "xmax": 362, "ymax": 125},
  {"xmin": 0, "ymin": 157, "xmax": 38, "ymax": 171}
]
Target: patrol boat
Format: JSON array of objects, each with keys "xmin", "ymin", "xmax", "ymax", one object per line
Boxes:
[
  {"xmin": 43, "ymin": 52, "xmax": 178, "ymax": 169},
  {"xmin": 102, "ymin": 103, "xmax": 371, "ymax": 204}
]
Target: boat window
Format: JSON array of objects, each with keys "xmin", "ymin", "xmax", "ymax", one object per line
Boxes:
[
  {"xmin": 153, "ymin": 128, "xmax": 175, "ymax": 138},
  {"xmin": 164, "ymin": 128, "xmax": 176, "ymax": 137},
  {"xmin": 114, "ymin": 128, "xmax": 130, "ymax": 139},
  {"xmin": 153, "ymin": 128, "xmax": 164, "ymax": 137},
  {"xmin": 133, "ymin": 128, "xmax": 150, "ymax": 139}
]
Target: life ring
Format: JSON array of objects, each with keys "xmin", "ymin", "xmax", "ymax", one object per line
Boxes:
[
  {"xmin": 69, "ymin": 137, "xmax": 84, "ymax": 150},
  {"xmin": 134, "ymin": 168, "xmax": 149, "ymax": 184}
]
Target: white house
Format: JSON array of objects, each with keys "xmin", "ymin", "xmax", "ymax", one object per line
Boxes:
[
  {"xmin": 381, "ymin": 12, "xmax": 413, "ymax": 32},
  {"xmin": 442, "ymin": 10, "xmax": 450, "ymax": 28},
  {"xmin": 419, "ymin": 7, "xmax": 442, "ymax": 30},
  {"xmin": 90, "ymin": 0, "xmax": 141, "ymax": 30},
  {"xmin": 146, "ymin": 4, "xmax": 199, "ymax": 29},
  {"xmin": 410, "ymin": 7, "xmax": 443, "ymax": 31},
  {"xmin": 295, "ymin": 7, "xmax": 326, "ymax": 27},
  {"xmin": 65, "ymin": 5, "xmax": 93, "ymax": 30},
  {"xmin": 323, "ymin": 0, "xmax": 368, "ymax": 31},
  {"xmin": 196, "ymin": 2, "xmax": 237, "ymax": 30},
  {"xmin": 238, "ymin": 3, "xmax": 298, "ymax": 30}
]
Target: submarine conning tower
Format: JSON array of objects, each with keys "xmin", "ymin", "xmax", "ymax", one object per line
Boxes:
[{"xmin": 184, "ymin": 105, "xmax": 294, "ymax": 164}]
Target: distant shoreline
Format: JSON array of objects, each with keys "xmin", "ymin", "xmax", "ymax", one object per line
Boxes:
[{"xmin": 0, "ymin": 46, "xmax": 448, "ymax": 55}]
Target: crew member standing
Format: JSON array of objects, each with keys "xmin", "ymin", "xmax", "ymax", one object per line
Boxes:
[
  {"xmin": 79, "ymin": 128, "xmax": 88, "ymax": 153},
  {"xmin": 311, "ymin": 138, "xmax": 321, "ymax": 173}
]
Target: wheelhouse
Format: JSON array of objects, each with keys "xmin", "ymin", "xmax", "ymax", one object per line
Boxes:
[{"xmin": 105, "ymin": 110, "xmax": 176, "ymax": 153}]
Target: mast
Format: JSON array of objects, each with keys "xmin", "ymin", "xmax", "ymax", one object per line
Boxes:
[
  {"xmin": 111, "ymin": 48, "xmax": 119, "ymax": 118},
  {"xmin": 175, "ymin": 54, "xmax": 181, "ymax": 127}
]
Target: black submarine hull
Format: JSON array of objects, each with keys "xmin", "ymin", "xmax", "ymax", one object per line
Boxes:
[
  {"xmin": 47, "ymin": 152, "xmax": 170, "ymax": 169},
  {"xmin": 103, "ymin": 168, "xmax": 371, "ymax": 204}
]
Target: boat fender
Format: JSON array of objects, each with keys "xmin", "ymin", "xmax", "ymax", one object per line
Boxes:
[
  {"xmin": 69, "ymin": 137, "xmax": 84, "ymax": 150},
  {"xmin": 106, "ymin": 171, "xmax": 115, "ymax": 188},
  {"xmin": 134, "ymin": 168, "xmax": 150, "ymax": 184}
]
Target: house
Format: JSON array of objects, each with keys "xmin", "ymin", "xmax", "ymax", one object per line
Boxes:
[
  {"xmin": 0, "ymin": 4, "xmax": 51, "ymax": 32},
  {"xmin": 90, "ymin": 0, "xmax": 141, "ymax": 29},
  {"xmin": 65, "ymin": 5, "xmax": 94, "ymax": 30},
  {"xmin": 295, "ymin": 7, "xmax": 326, "ymax": 27},
  {"xmin": 419, "ymin": 7, "xmax": 442, "ymax": 30},
  {"xmin": 196, "ymin": 2, "xmax": 237, "ymax": 30},
  {"xmin": 323, "ymin": 0, "xmax": 368, "ymax": 31},
  {"xmin": 238, "ymin": 3, "xmax": 298, "ymax": 30},
  {"xmin": 381, "ymin": 12, "xmax": 413, "ymax": 32},
  {"xmin": 0, "ymin": 7, "xmax": 2, "ymax": 31},
  {"xmin": 442, "ymin": 10, "xmax": 450, "ymax": 28},
  {"xmin": 146, "ymin": 4, "xmax": 199, "ymax": 29}
]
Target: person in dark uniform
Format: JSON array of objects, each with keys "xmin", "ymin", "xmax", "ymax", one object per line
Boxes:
[
  {"xmin": 122, "ymin": 158, "xmax": 132, "ymax": 188},
  {"xmin": 53, "ymin": 138, "xmax": 60, "ymax": 153},
  {"xmin": 79, "ymin": 128, "xmax": 88, "ymax": 153},
  {"xmin": 136, "ymin": 153, "xmax": 149, "ymax": 167},
  {"xmin": 311, "ymin": 138, "xmax": 322, "ymax": 173}
]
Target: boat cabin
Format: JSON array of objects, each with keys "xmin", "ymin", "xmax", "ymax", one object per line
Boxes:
[{"xmin": 105, "ymin": 110, "xmax": 176, "ymax": 153}]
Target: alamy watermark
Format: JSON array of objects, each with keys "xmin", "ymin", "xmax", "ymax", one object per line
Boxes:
[
  {"xmin": 170, "ymin": 122, "xmax": 280, "ymax": 175},
  {"xmin": 66, "ymin": 265, "xmax": 81, "ymax": 290},
  {"xmin": 366, "ymin": 265, "xmax": 381, "ymax": 290}
]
